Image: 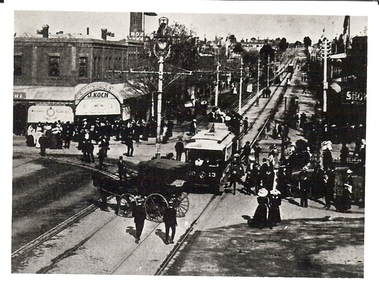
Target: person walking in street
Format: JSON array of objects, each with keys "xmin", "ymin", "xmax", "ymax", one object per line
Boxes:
[
  {"xmin": 174, "ymin": 137, "xmax": 185, "ymax": 161},
  {"xmin": 298, "ymin": 166, "xmax": 310, "ymax": 207},
  {"xmin": 340, "ymin": 142, "xmax": 350, "ymax": 164},
  {"xmin": 189, "ymin": 119, "xmax": 197, "ymax": 135},
  {"xmin": 268, "ymin": 189, "xmax": 282, "ymax": 229},
  {"xmin": 117, "ymin": 156, "xmax": 127, "ymax": 181},
  {"xmin": 88, "ymin": 140, "xmax": 95, "ymax": 163},
  {"xmin": 324, "ymin": 165, "xmax": 336, "ymax": 210},
  {"xmin": 242, "ymin": 141, "xmax": 251, "ymax": 165},
  {"xmin": 338, "ymin": 169, "xmax": 354, "ymax": 213},
  {"xmin": 132, "ymin": 197, "xmax": 146, "ymax": 243},
  {"xmin": 249, "ymin": 188, "xmax": 269, "ymax": 229},
  {"xmin": 163, "ymin": 200, "xmax": 177, "ymax": 244},
  {"xmin": 243, "ymin": 117, "xmax": 249, "ymax": 134},
  {"xmin": 226, "ymin": 154, "xmax": 244, "ymax": 195},
  {"xmin": 39, "ymin": 132, "xmax": 47, "ymax": 156},
  {"xmin": 97, "ymin": 138, "xmax": 108, "ymax": 169},
  {"xmin": 253, "ymin": 143, "xmax": 262, "ymax": 163}
]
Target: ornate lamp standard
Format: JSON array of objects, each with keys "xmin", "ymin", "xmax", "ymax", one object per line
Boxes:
[{"xmin": 153, "ymin": 17, "xmax": 171, "ymax": 158}]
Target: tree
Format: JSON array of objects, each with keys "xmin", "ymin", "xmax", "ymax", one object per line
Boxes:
[
  {"xmin": 278, "ymin": 38, "xmax": 288, "ymax": 52},
  {"xmin": 303, "ymin": 36, "xmax": 312, "ymax": 48}
]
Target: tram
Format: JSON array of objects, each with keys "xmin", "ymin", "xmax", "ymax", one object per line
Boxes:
[{"xmin": 184, "ymin": 123, "xmax": 237, "ymax": 193}]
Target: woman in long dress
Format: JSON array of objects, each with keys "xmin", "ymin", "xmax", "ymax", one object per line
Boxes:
[
  {"xmin": 268, "ymin": 189, "xmax": 282, "ymax": 228},
  {"xmin": 250, "ymin": 188, "xmax": 269, "ymax": 229}
]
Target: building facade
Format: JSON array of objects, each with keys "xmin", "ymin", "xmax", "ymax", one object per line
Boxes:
[{"xmin": 13, "ymin": 29, "xmax": 145, "ymax": 135}]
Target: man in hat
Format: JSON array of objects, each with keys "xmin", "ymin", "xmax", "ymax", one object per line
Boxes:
[
  {"xmin": 117, "ymin": 156, "xmax": 127, "ymax": 181},
  {"xmin": 175, "ymin": 137, "xmax": 185, "ymax": 161},
  {"xmin": 132, "ymin": 197, "xmax": 146, "ymax": 243},
  {"xmin": 163, "ymin": 200, "xmax": 177, "ymax": 244},
  {"xmin": 298, "ymin": 166, "xmax": 310, "ymax": 207},
  {"xmin": 242, "ymin": 141, "xmax": 251, "ymax": 165},
  {"xmin": 189, "ymin": 119, "xmax": 197, "ymax": 135}
]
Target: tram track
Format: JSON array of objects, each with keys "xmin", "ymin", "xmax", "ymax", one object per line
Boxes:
[{"xmin": 12, "ymin": 64, "xmax": 294, "ymax": 274}]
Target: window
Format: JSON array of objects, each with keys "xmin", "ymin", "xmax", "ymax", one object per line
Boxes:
[
  {"xmin": 48, "ymin": 56, "xmax": 60, "ymax": 76},
  {"xmin": 14, "ymin": 55, "xmax": 22, "ymax": 76},
  {"xmin": 93, "ymin": 57, "xmax": 102, "ymax": 79},
  {"xmin": 79, "ymin": 57, "xmax": 88, "ymax": 78}
]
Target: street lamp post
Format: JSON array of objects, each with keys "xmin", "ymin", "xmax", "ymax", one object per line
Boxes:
[{"xmin": 153, "ymin": 17, "xmax": 170, "ymax": 158}]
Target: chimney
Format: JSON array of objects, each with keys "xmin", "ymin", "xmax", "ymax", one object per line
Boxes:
[
  {"xmin": 37, "ymin": 24, "xmax": 49, "ymax": 38},
  {"xmin": 87, "ymin": 27, "xmax": 89, "ymax": 35},
  {"xmin": 101, "ymin": 28, "xmax": 107, "ymax": 40}
]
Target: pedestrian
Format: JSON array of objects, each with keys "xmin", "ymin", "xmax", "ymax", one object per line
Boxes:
[
  {"xmin": 298, "ymin": 166, "xmax": 310, "ymax": 207},
  {"xmin": 244, "ymin": 156, "xmax": 257, "ymax": 195},
  {"xmin": 243, "ymin": 117, "xmax": 249, "ymax": 134},
  {"xmin": 163, "ymin": 200, "xmax": 177, "ymax": 244},
  {"xmin": 39, "ymin": 132, "xmax": 47, "ymax": 156},
  {"xmin": 253, "ymin": 143, "xmax": 261, "ymax": 163},
  {"xmin": 189, "ymin": 119, "xmax": 197, "ymax": 135},
  {"xmin": 226, "ymin": 154, "xmax": 244, "ymax": 195},
  {"xmin": 132, "ymin": 197, "xmax": 146, "ymax": 243},
  {"xmin": 117, "ymin": 156, "xmax": 127, "ymax": 181},
  {"xmin": 242, "ymin": 141, "xmax": 251, "ymax": 165},
  {"xmin": 249, "ymin": 188, "xmax": 269, "ymax": 229},
  {"xmin": 174, "ymin": 137, "xmax": 185, "ymax": 161},
  {"xmin": 88, "ymin": 140, "xmax": 95, "ymax": 163},
  {"xmin": 339, "ymin": 143, "xmax": 349, "ymax": 164},
  {"xmin": 268, "ymin": 189, "xmax": 282, "ymax": 229},
  {"xmin": 338, "ymin": 169, "xmax": 354, "ymax": 213},
  {"xmin": 97, "ymin": 139, "xmax": 108, "ymax": 169},
  {"xmin": 324, "ymin": 165, "xmax": 336, "ymax": 210},
  {"xmin": 322, "ymin": 143, "xmax": 333, "ymax": 171}
]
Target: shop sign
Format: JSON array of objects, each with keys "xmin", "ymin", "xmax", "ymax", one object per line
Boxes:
[
  {"xmin": 343, "ymin": 90, "xmax": 366, "ymax": 105},
  {"xmin": 76, "ymin": 94, "xmax": 120, "ymax": 116},
  {"xmin": 28, "ymin": 106, "xmax": 74, "ymax": 123},
  {"xmin": 13, "ymin": 92, "xmax": 26, "ymax": 99}
]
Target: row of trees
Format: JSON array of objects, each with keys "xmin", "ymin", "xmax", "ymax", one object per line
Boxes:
[{"xmin": 124, "ymin": 21, "xmax": 311, "ymax": 121}]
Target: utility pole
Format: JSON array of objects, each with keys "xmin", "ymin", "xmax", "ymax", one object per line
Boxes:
[
  {"xmin": 322, "ymin": 38, "xmax": 331, "ymax": 113},
  {"xmin": 256, "ymin": 58, "xmax": 260, "ymax": 106},
  {"xmin": 239, "ymin": 56, "xmax": 243, "ymax": 114},
  {"xmin": 215, "ymin": 62, "xmax": 220, "ymax": 107},
  {"xmin": 267, "ymin": 54, "xmax": 270, "ymax": 88}
]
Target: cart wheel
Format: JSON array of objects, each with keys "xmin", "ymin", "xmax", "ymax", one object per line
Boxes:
[
  {"xmin": 118, "ymin": 193, "xmax": 135, "ymax": 218},
  {"xmin": 145, "ymin": 193, "xmax": 168, "ymax": 223},
  {"xmin": 173, "ymin": 192, "xmax": 190, "ymax": 218}
]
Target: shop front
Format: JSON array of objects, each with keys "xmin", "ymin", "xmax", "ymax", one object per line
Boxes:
[
  {"xmin": 13, "ymin": 86, "xmax": 75, "ymax": 135},
  {"xmin": 74, "ymin": 82, "xmax": 142, "ymax": 124}
]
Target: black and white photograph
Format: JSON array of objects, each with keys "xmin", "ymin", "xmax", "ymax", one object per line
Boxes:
[{"xmin": 2, "ymin": 0, "xmax": 377, "ymax": 283}]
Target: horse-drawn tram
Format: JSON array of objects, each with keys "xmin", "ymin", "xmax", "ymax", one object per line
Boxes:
[
  {"xmin": 92, "ymin": 158, "xmax": 190, "ymax": 222},
  {"xmin": 184, "ymin": 123, "xmax": 237, "ymax": 193}
]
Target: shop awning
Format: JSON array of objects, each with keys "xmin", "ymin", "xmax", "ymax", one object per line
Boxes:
[{"xmin": 13, "ymin": 86, "xmax": 75, "ymax": 101}]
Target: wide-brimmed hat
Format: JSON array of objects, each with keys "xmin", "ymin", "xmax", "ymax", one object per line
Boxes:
[
  {"xmin": 347, "ymin": 169, "xmax": 353, "ymax": 174},
  {"xmin": 270, "ymin": 189, "xmax": 281, "ymax": 195},
  {"xmin": 258, "ymin": 188, "xmax": 268, "ymax": 197}
]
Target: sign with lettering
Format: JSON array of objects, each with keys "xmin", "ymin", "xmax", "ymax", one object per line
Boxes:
[
  {"xmin": 13, "ymin": 92, "xmax": 26, "ymax": 99},
  {"xmin": 76, "ymin": 92, "xmax": 120, "ymax": 116},
  {"xmin": 28, "ymin": 106, "xmax": 74, "ymax": 123},
  {"xmin": 343, "ymin": 90, "xmax": 366, "ymax": 105}
]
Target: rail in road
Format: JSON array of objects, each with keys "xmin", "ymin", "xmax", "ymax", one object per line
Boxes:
[{"xmin": 12, "ymin": 65, "xmax": 294, "ymax": 274}]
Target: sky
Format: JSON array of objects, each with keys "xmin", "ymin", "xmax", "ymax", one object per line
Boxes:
[{"xmin": 11, "ymin": 2, "xmax": 369, "ymax": 44}]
